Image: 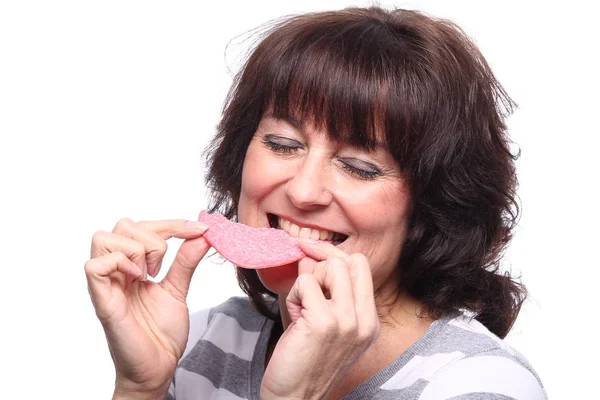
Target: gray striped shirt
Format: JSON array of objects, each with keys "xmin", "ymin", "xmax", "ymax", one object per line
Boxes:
[{"xmin": 168, "ymin": 297, "xmax": 546, "ymax": 399}]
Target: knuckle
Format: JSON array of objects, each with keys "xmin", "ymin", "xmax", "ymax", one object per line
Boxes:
[
  {"xmin": 132, "ymin": 242, "xmax": 146, "ymax": 256},
  {"xmin": 155, "ymin": 240, "xmax": 168, "ymax": 255},
  {"xmin": 313, "ymin": 260, "xmax": 328, "ymax": 273},
  {"xmin": 358, "ymin": 320, "xmax": 380, "ymax": 344},
  {"xmin": 114, "ymin": 217, "xmax": 135, "ymax": 232},
  {"xmin": 316, "ymin": 258, "xmax": 343, "ymax": 281},
  {"xmin": 83, "ymin": 259, "xmax": 95, "ymax": 275},
  {"xmin": 348, "ymin": 253, "xmax": 371, "ymax": 280},
  {"xmin": 91, "ymin": 230, "xmax": 108, "ymax": 244},
  {"xmin": 332, "ymin": 255, "xmax": 349, "ymax": 265},
  {"xmin": 356, "ymin": 326, "xmax": 371, "ymax": 343},
  {"xmin": 337, "ymin": 319, "xmax": 358, "ymax": 338},
  {"xmin": 315, "ymin": 317, "xmax": 338, "ymax": 335},
  {"xmin": 350, "ymin": 253, "xmax": 369, "ymax": 265},
  {"xmin": 112, "ymin": 251, "xmax": 128, "ymax": 263},
  {"xmin": 328, "ymin": 257, "xmax": 347, "ymax": 268}
]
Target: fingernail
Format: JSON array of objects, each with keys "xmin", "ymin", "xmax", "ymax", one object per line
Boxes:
[
  {"xmin": 132, "ymin": 262, "xmax": 147, "ymax": 281},
  {"xmin": 132, "ymin": 262, "xmax": 143, "ymax": 277},
  {"xmin": 186, "ymin": 221, "xmax": 209, "ymax": 232}
]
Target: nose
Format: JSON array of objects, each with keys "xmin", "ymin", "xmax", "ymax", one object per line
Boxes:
[{"xmin": 284, "ymin": 154, "xmax": 333, "ymax": 210}]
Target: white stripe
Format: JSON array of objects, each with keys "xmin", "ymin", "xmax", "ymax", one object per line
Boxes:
[
  {"xmin": 203, "ymin": 313, "xmax": 261, "ymax": 361},
  {"xmin": 381, "ymin": 352, "xmax": 464, "ymax": 390},
  {"xmin": 176, "ymin": 369, "xmax": 246, "ymax": 400},
  {"xmin": 182, "ymin": 308, "xmax": 210, "ymax": 360},
  {"xmin": 418, "ymin": 355, "xmax": 545, "ymax": 400}
]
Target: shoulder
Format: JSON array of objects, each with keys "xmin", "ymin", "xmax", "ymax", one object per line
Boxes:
[
  {"xmin": 378, "ymin": 313, "xmax": 546, "ymax": 399},
  {"xmin": 418, "ymin": 314, "xmax": 547, "ymax": 400}
]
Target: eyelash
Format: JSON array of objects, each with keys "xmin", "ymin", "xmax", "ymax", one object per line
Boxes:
[
  {"xmin": 263, "ymin": 140, "xmax": 300, "ymax": 154},
  {"xmin": 341, "ymin": 163, "xmax": 380, "ymax": 180},
  {"xmin": 263, "ymin": 139, "xmax": 381, "ymax": 180}
]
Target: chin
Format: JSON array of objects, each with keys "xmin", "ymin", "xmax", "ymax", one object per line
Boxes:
[{"xmin": 256, "ymin": 261, "xmax": 299, "ymax": 295}]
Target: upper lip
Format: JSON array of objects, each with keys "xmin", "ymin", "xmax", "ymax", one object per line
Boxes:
[{"xmin": 269, "ymin": 213, "xmax": 346, "ymax": 236}]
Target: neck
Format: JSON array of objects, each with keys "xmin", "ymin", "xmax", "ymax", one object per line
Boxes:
[
  {"xmin": 277, "ymin": 287, "xmax": 430, "ymax": 331},
  {"xmin": 266, "ymin": 290, "xmax": 434, "ymax": 398}
]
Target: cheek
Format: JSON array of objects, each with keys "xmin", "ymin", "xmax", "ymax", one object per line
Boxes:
[
  {"xmin": 239, "ymin": 155, "xmax": 264, "ymax": 212},
  {"xmin": 239, "ymin": 145, "xmax": 288, "ymax": 217},
  {"xmin": 256, "ymin": 262, "xmax": 298, "ymax": 295}
]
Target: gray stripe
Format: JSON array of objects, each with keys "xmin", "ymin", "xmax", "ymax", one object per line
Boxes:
[
  {"xmin": 180, "ymin": 339, "xmax": 251, "ymax": 397},
  {"xmin": 208, "ymin": 296, "xmax": 268, "ymax": 332},
  {"xmin": 448, "ymin": 393, "xmax": 517, "ymax": 400},
  {"xmin": 422, "ymin": 323, "xmax": 501, "ymax": 356},
  {"xmin": 463, "ymin": 347, "xmax": 520, "ymax": 361},
  {"xmin": 165, "ymin": 393, "xmax": 175, "ymax": 400}
]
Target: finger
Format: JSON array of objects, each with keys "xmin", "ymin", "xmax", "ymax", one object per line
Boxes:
[
  {"xmin": 160, "ymin": 236, "xmax": 211, "ymax": 302},
  {"xmin": 136, "ymin": 219, "xmax": 209, "ymax": 240},
  {"xmin": 84, "ymin": 252, "xmax": 143, "ymax": 317},
  {"xmin": 297, "ymin": 255, "xmax": 318, "ymax": 275},
  {"xmin": 312, "ymin": 257, "xmax": 356, "ymax": 318},
  {"xmin": 91, "ymin": 230, "xmax": 149, "ymax": 281},
  {"xmin": 286, "ymin": 274, "xmax": 330, "ymax": 325},
  {"xmin": 112, "ymin": 218, "xmax": 209, "ymax": 277},
  {"xmin": 298, "ymin": 239, "xmax": 350, "ymax": 262},
  {"xmin": 347, "ymin": 253, "xmax": 379, "ymax": 341},
  {"xmin": 136, "ymin": 219, "xmax": 209, "ymax": 277}
]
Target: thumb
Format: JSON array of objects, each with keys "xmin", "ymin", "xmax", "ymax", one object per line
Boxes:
[{"xmin": 160, "ymin": 236, "xmax": 211, "ymax": 302}]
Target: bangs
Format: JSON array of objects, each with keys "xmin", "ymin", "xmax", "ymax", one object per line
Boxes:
[{"xmin": 251, "ymin": 16, "xmax": 410, "ymax": 154}]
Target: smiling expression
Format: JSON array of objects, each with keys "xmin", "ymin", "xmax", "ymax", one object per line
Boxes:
[{"xmin": 237, "ymin": 114, "xmax": 412, "ymax": 296}]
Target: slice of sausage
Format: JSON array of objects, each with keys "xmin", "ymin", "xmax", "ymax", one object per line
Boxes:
[{"xmin": 198, "ymin": 211, "xmax": 305, "ymax": 269}]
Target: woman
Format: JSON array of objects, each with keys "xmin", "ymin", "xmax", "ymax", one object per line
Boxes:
[{"xmin": 85, "ymin": 6, "xmax": 546, "ymax": 399}]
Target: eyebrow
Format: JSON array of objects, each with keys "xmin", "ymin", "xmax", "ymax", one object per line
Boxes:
[{"xmin": 263, "ymin": 112, "xmax": 387, "ymax": 150}]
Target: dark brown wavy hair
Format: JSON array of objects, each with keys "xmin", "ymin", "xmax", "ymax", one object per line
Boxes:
[{"xmin": 204, "ymin": 6, "xmax": 526, "ymax": 338}]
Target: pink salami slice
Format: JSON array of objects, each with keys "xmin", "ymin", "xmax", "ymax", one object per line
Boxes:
[{"xmin": 197, "ymin": 211, "xmax": 305, "ymax": 269}]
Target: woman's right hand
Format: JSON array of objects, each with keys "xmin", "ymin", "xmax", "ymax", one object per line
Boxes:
[{"xmin": 85, "ymin": 218, "xmax": 210, "ymax": 398}]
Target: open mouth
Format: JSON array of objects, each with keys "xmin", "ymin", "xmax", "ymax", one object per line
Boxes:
[{"xmin": 267, "ymin": 213, "xmax": 348, "ymax": 246}]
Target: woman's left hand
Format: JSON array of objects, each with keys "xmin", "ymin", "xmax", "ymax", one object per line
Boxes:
[{"xmin": 260, "ymin": 240, "xmax": 380, "ymax": 400}]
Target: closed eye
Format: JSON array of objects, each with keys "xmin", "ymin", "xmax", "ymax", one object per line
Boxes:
[
  {"xmin": 339, "ymin": 158, "xmax": 382, "ymax": 180},
  {"xmin": 262, "ymin": 135, "xmax": 303, "ymax": 154}
]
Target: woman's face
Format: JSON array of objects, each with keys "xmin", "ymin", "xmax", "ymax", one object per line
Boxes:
[{"xmin": 237, "ymin": 114, "xmax": 412, "ymax": 296}]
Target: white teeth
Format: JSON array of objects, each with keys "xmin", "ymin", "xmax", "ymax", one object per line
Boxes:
[
  {"xmin": 275, "ymin": 216, "xmax": 340, "ymax": 242},
  {"xmin": 289, "ymin": 223, "xmax": 300, "ymax": 238},
  {"xmin": 278, "ymin": 217, "xmax": 289, "ymax": 230},
  {"xmin": 298, "ymin": 228, "xmax": 312, "ymax": 239}
]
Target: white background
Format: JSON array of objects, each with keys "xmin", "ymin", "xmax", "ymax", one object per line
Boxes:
[{"xmin": 1, "ymin": 0, "xmax": 598, "ymax": 398}]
